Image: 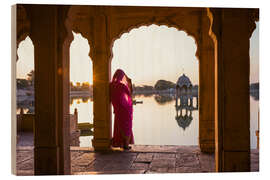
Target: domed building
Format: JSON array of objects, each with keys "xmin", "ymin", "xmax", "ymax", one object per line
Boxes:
[
  {"xmin": 174, "ymin": 74, "xmax": 199, "ymax": 130},
  {"xmin": 175, "ymin": 74, "xmax": 193, "ymax": 106},
  {"xmin": 176, "ymin": 73, "xmax": 192, "ymax": 89}
]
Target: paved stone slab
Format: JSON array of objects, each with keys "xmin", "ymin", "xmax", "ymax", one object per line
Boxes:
[
  {"xmin": 85, "ymin": 159, "xmax": 107, "ymax": 172},
  {"xmin": 73, "ymin": 169, "xmax": 146, "ymax": 175},
  {"xmin": 16, "ymin": 159, "xmax": 34, "ymax": 171},
  {"xmin": 175, "ymin": 167, "xmax": 203, "ymax": 173},
  {"xmin": 154, "ymin": 153, "xmax": 176, "ymax": 159},
  {"xmin": 73, "ymin": 153, "xmax": 95, "ymax": 166},
  {"xmin": 16, "ymin": 151, "xmax": 33, "ymax": 164},
  {"xmin": 146, "ymin": 167, "xmax": 176, "ymax": 173},
  {"xmin": 251, "ymin": 149, "xmax": 259, "ymax": 172},
  {"xmin": 131, "ymin": 145, "xmax": 179, "ymax": 153},
  {"xmin": 198, "ymin": 153, "xmax": 215, "ymax": 172},
  {"xmin": 94, "ymin": 152, "xmax": 137, "ymax": 163},
  {"xmin": 150, "ymin": 158, "xmax": 175, "ymax": 169},
  {"xmin": 176, "ymin": 146, "xmax": 200, "ymax": 154},
  {"xmin": 103, "ymin": 161, "xmax": 133, "ymax": 171},
  {"xmin": 134, "ymin": 153, "xmax": 154, "ymax": 162},
  {"xmin": 131, "ymin": 162, "xmax": 150, "ymax": 170},
  {"xmin": 176, "ymin": 153, "xmax": 200, "ymax": 168},
  {"xmin": 17, "ymin": 170, "xmax": 34, "ymax": 176}
]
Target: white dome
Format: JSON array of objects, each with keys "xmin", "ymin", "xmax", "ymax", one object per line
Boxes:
[{"xmin": 176, "ymin": 74, "xmax": 192, "ymax": 88}]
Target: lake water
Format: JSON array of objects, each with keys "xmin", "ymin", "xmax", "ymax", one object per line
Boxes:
[{"xmin": 70, "ymin": 95, "xmax": 259, "ymax": 149}]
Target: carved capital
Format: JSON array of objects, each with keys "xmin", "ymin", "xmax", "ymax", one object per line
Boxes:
[
  {"xmin": 67, "ymin": 6, "xmax": 95, "ymax": 60},
  {"xmin": 207, "ymin": 8, "xmax": 222, "ymax": 43},
  {"xmin": 248, "ymin": 9, "xmax": 259, "ymax": 38},
  {"xmin": 16, "ymin": 5, "xmax": 31, "ymax": 60}
]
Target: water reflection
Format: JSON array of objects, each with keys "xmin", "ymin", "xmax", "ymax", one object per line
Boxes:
[
  {"xmin": 70, "ymin": 96, "xmax": 93, "ymax": 105},
  {"xmin": 175, "ymin": 92, "xmax": 198, "ymax": 130},
  {"xmin": 69, "ymin": 93, "xmax": 258, "ymax": 148},
  {"xmin": 175, "ymin": 109, "xmax": 193, "ymax": 130},
  {"xmin": 250, "ymin": 89, "xmax": 259, "ymax": 101},
  {"xmin": 154, "ymin": 94, "xmax": 174, "ymax": 105}
]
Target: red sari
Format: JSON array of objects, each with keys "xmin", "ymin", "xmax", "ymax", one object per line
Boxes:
[{"xmin": 110, "ymin": 69, "xmax": 134, "ymax": 148}]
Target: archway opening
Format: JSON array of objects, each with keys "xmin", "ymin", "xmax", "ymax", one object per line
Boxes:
[
  {"xmin": 15, "ymin": 35, "xmax": 36, "ymax": 173},
  {"xmin": 249, "ymin": 21, "xmax": 259, "ymax": 151},
  {"xmin": 16, "ymin": 36, "xmax": 35, "ymax": 115},
  {"xmin": 69, "ymin": 32, "xmax": 93, "ymax": 147},
  {"xmin": 111, "ymin": 24, "xmax": 199, "ymax": 146},
  {"xmin": 16, "ymin": 36, "xmax": 35, "ymax": 150}
]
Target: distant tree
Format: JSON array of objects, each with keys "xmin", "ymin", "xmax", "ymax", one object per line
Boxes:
[
  {"xmin": 143, "ymin": 85, "xmax": 154, "ymax": 91},
  {"xmin": 76, "ymin": 82, "xmax": 81, "ymax": 88},
  {"xmin": 154, "ymin": 80, "xmax": 175, "ymax": 90},
  {"xmin": 154, "ymin": 94, "xmax": 174, "ymax": 105},
  {"xmin": 70, "ymin": 82, "xmax": 76, "ymax": 91},
  {"xmin": 27, "ymin": 70, "xmax": 34, "ymax": 86},
  {"xmin": 17, "ymin": 79, "xmax": 29, "ymax": 89},
  {"xmin": 82, "ymin": 97, "xmax": 89, "ymax": 103},
  {"xmin": 81, "ymin": 82, "xmax": 90, "ymax": 91}
]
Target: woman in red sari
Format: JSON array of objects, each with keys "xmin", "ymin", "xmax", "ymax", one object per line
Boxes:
[{"xmin": 110, "ymin": 69, "xmax": 134, "ymax": 150}]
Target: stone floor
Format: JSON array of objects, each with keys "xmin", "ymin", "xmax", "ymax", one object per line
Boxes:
[
  {"xmin": 16, "ymin": 133, "xmax": 259, "ymax": 175},
  {"xmin": 16, "ymin": 145, "xmax": 259, "ymax": 175},
  {"xmin": 70, "ymin": 145, "xmax": 215, "ymax": 175}
]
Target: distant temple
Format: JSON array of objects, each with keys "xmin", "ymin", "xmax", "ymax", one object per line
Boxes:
[{"xmin": 175, "ymin": 74, "xmax": 198, "ymax": 130}]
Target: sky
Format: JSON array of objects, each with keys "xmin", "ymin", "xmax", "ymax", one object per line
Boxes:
[{"xmin": 16, "ymin": 22, "xmax": 259, "ymax": 86}]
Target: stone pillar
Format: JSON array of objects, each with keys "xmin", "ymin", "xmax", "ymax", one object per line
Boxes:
[
  {"xmin": 91, "ymin": 9, "xmax": 112, "ymax": 151},
  {"xmin": 198, "ymin": 10, "xmax": 215, "ymax": 153},
  {"xmin": 208, "ymin": 8, "xmax": 258, "ymax": 172},
  {"xmin": 24, "ymin": 5, "xmax": 72, "ymax": 175}
]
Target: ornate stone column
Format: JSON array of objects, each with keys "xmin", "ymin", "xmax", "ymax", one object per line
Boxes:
[
  {"xmin": 198, "ymin": 9, "xmax": 215, "ymax": 153},
  {"xmin": 24, "ymin": 5, "xmax": 72, "ymax": 175},
  {"xmin": 68, "ymin": 6, "xmax": 112, "ymax": 151},
  {"xmin": 90, "ymin": 8, "xmax": 112, "ymax": 150},
  {"xmin": 208, "ymin": 8, "xmax": 259, "ymax": 172}
]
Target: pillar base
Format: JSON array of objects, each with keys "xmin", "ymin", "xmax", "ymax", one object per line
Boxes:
[
  {"xmin": 92, "ymin": 138, "xmax": 111, "ymax": 151},
  {"xmin": 221, "ymin": 151, "xmax": 250, "ymax": 172},
  {"xmin": 34, "ymin": 146, "xmax": 60, "ymax": 175},
  {"xmin": 200, "ymin": 141, "xmax": 215, "ymax": 153}
]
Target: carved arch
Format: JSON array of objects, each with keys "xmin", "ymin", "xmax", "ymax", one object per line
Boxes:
[
  {"xmin": 108, "ymin": 8, "xmax": 203, "ymax": 62},
  {"xmin": 67, "ymin": 6, "xmax": 95, "ymax": 60},
  {"xmin": 207, "ymin": 8, "xmax": 259, "ymax": 42},
  {"xmin": 66, "ymin": 6, "xmax": 206, "ymax": 62},
  {"xmin": 109, "ymin": 22, "xmax": 200, "ymax": 63},
  {"xmin": 16, "ymin": 5, "xmax": 31, "ymax": 61}
]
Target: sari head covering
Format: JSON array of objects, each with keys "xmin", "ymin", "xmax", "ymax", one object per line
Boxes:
[
  {"xmin": 112, "ymin": 69, "xmax": 129, "ymax": 88},
  {"xmin": 112, "ymin": 69, "xmax": 125, "ymax": 83},
  {"xmin": 110, "ymin": 69, "xmax": 134, "ymax": 147}
]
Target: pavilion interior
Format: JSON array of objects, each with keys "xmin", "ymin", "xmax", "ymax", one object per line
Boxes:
[{"xmin": 12, "ymin": 4, "xmax": 259, "ymax": 175}]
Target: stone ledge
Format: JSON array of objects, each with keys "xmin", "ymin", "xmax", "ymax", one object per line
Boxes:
[{"xmin": 70, "ymin": 145, "xmax": 200, "ymax": 153}]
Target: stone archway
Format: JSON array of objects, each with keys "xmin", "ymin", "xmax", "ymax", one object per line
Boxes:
[
  {"xmin": 110, "ymin": 24, "xmax": 199, "ymax": 145},
  {"xmin": 68, "ymin": 6, "xmax": 215, "ymax": 153}
]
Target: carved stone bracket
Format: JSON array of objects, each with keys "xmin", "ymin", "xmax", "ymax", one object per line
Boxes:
[{"xmin": 16, "ymin": 5, "xmax": 31, "ymax": 60}]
